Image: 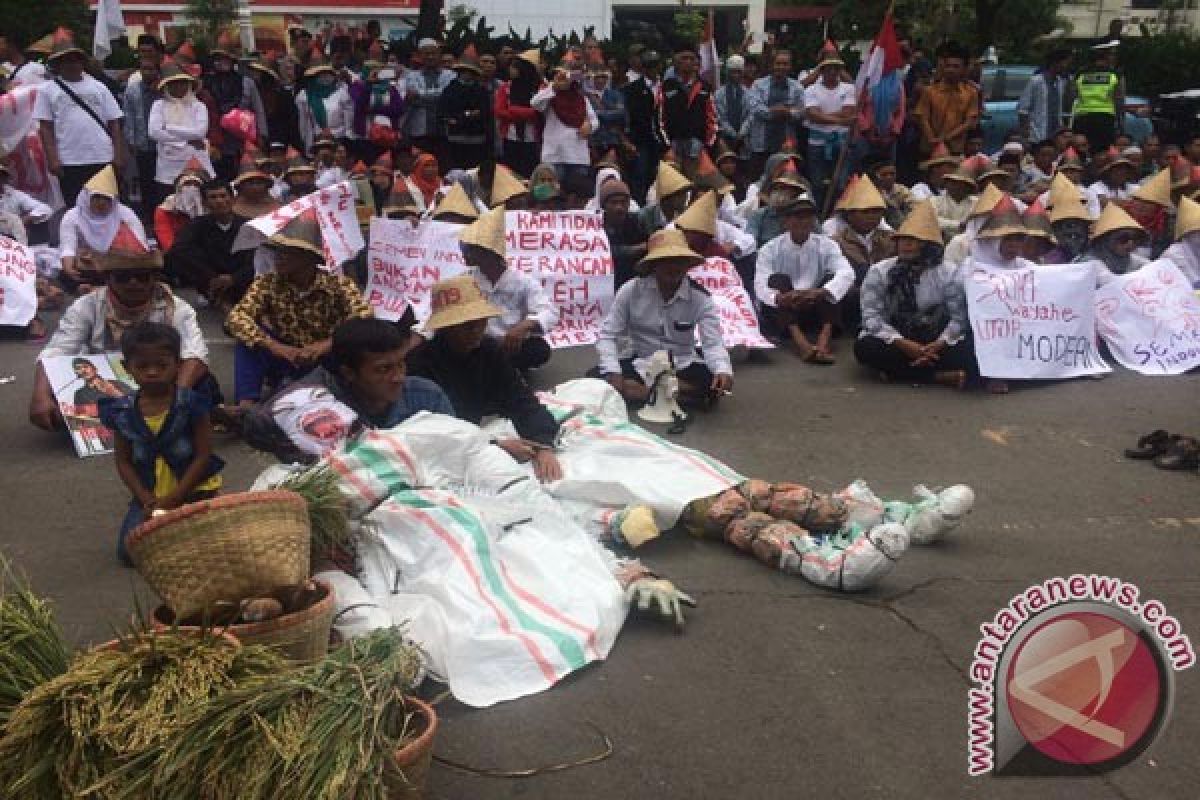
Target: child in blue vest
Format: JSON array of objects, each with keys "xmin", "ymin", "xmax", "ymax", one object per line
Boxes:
[{"xmin": 99, "ymin": 322, "xmax": 223, "ymax": 565}]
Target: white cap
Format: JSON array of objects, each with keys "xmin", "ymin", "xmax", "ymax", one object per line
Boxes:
[
  {"xmin": 418, "ymin": 38, "xmax": 439, "ymax": 50},
  {"xmin": 1001, "ymin": 142, "xmax": 1024, "ymax": 155},
  {"xmin": 1091, "ymin": 39, "xmax": 1120, "ymax": 50},
  {"xmin": 726, "ymin": 55, "xmax": 745, "ymax": 71}
]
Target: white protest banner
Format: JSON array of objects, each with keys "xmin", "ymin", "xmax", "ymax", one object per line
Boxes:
[
  {"xmin": 41, "ymin": 353, "xmax": 137, "ymax": 458},
  {"xmin": 0, "ymin": 86, "xmax": 63, "ymax": 210},
  {"xmin": 505, "ymin": 211, "xmax": 613, "ymax": 348},
  {"xmin": 0, "ymin": 236, "xmax": 38, "ymax": 326},
  {"xmin": 1094, "ymin": 260, "xmax": 1200, "ymax": 375},
  {"xmin": 247, "ymin": 181, "xmax": 364, "ymax": 267},
  {"xmin": 965, "ymin": 262, "xmax": 1109, "ymax": 379},
  {"xmin": 690, "ymin": 256, "xmax": 773, "ymax": 349},
  {"xmin": 365, "ymin": 218, "xmax": 466, "ymax": 321}
]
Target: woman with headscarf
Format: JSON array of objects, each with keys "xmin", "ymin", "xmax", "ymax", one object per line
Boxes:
[
  {"xmin": 528, "ymin": 162, "xmax": 564, "ymax": 211},
  {"xmin": 295, "ymin": 59, "xmax": 353, "ymax": 153},
  {"xmin": 403, "ymin": 153, "xmax": 444, "ymax": 213},
  {"xmin": 1078, "ymin": 202, "xmax": 1149, "ymax": 281},
  {"xmin": 148, "ymin": 65, "xmax": 212, "ymax": 197},
  {"xmin": 495, "ymin": 50, "xmax": 545, "ymax": 179},
  {"xmin": 584, "ymin": 166, "xmax": 641, "ymax": 213},
  {"xmin": 349, "ymin": 63, "xmax": 405, "ymax": 162},
  {"xmin": 531, "ymin": 65, "xmax": 598, "ymax": 187},
  {"xmin": 153, "ymin": 163, "xmax": 207, "ymax": 252},
  {"xmin": 855, "ymin": 201, "xmax": 974, "ymax": 389},
  {"xmin": 736, "ymin": 153, "xmax": 802, "ymax": 220},
  {"xmin": 58, "ymin": 167, "xmax": 149, "ymax": 293}
]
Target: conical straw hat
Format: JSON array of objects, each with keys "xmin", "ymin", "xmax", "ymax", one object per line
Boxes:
[
  {"xmin": 489, "ymin": 166, "xmax": 528, "ymax": 207},
  {"xmin": 967, "ymin": 183, "xmax": 1004, "ymax": 219},
  {"xmin": 1132, "ymin": 168, "xmax": 1171, "ymax": 208},
  {"xmin": 85, "ymin": 165, "xmax": 119, "ymax": 197},
  {"xmin": 516, "ymin": 49, "xmax": 541, "ymax": 69},
  {"xmin": 424, "ymin": 275, "xmax": 501, "ymax": 332},
  {"xmin": 638, "ymin": 228, "xmax": 704, "ymax": 269},
  {"xmin": 1048, "ymin": 197, "xmax": 1092, "ymax": 224},
  {"xmin": 655, "ymin": 161, "xmax": 692, "ymax": 200},
  {"xmin": 99, "ymin": 234, "xmax": 164, "ymax": 271},
  {"xmin": 674, "ymin": 190, "xmax": 717, "ymax": 237},
  {"xmin": 1090, "ymin": 201, "xmax": 1144, "ymax": 242},
  {"xmin": 894, "ymin": 200, "xmax": 942, "ymax": 244},
  {"xmin": 1022, "ymin": 199, "xmax": 1056, "ymax": 241},
  {"xmin": 693, "ymin": 150, "xmax": 731, "ymax": 194},
  {"xmin": 1175, "ymin": 195, "xmax": 1200, "ymax": 240},
  {"xmin": 1048, "ymin": 171, "xmax": 1082, "ymax": 209},
  {"xmin": 1056, "ymin": 147, "xmax": 1085, "ymax": 172},
  {"xmin": 976, "ymin": 195, "xmax": 1026, "ymax": 239},
  {"xmin": 459, "ymin": 206, "xmax": 506, "ymax": 258},
  {"xmin": 266, "ymin": 210, "xmax": 324, "ymax": 259},
  {"xmin": 835, "ymin": 174, "xmax": 885, "ymax": 211},
  {"xmin": 432, "ymin": 183, "xmax": 480, "ymax": 221},
  {"xmin": 919, "ymin": 141, "xmax": 960, "ymax": 170}
]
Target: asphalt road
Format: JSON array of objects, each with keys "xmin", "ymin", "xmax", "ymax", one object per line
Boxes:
[{"xmin": 1, "ymin": 304, "xmax": 1197, "ymax": 799}]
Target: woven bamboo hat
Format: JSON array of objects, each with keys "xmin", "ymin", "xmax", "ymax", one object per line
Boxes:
[
  {"xmin": 976, "ymin": 195, "xmax": 1027, "ymax": 239},
  {"xmin": 459, "ymin": 206, "xmax": 506, "ymax": 258},
  {"xmin": 1055, "ymin": 147, "xmax": 1085, "ymax": 173},
  {"xmin": 1022, "ymin": 199, "xmax": 1056, "ymax": 242},
  {"xmin": 45, "ymin": 28, "xmax": 84, "ymax": 63},
  {"xmin": 1047, "ymin": 172, "xmax": 1083, "ymax": 210},
  {"xmin": 638, "ymin": 228, "xmax": 704, "ymax": 269},
  {"xmin": 1132, "ymin": 168, "xmax": 1172, "ymax": 208},
  {"xmin": 919, "ymin": 142, "xmax": 960, "ymax": 170},
  {"xmin": 516, "ymin": 49, "xmax": 542, "ymax": 69},
  {"xmin": 674, "ymin": 190, "xmax": 717, "ymax": 237},
  {"xmin": 266, "ymin": 211, "xmax": 324, "ymax": 259},
  {"xmin": 1089, "ymin": 202, "xmax": 1144, "ymax": 242},
  {"xmin": 944, "ymin": 155, "xmax": 987, "ymax": 188},
  {"xmin": 157, "ymin": 62, "xmax": 197, "ymax": 90},
  {"xmin": 893, "ymin": 200, "xmax": 942, "ymax": 245},
  {"xmin": 432, "ymin": 183, "xmax": 480, "ymax": 221},
  {"xmin": 835, "ymin": 174, "xmax": 886, "ymax": 212},
  {"xmin": 1175, "ymin": 195, "xmax": 1200, "ymax": 240},
  {"xmin": 489, "ymin": 165, "xmax": 528, "ymax": 207},
  {"xmin": 99, "ymin": 236, "xmax": 164, "ymax": 271},
  {"xmin": 655, "ymin": 161, "xmax": 692, "ymax": 200},
  {"xmin": 1048, "ymin": 196, "xmax": 1092, "ymax": 224},
  {"xmin": 424, "ymin": 275, "xmax": 501, "ymax": 331},
  {"xmin": 85, "ymin": 165, "xmax": 119, "ymax": 198},
  {"xmin": 967, "ymin": 183, "xmax": 1005, "ymax": 220},
  {"xmin": 233, "ymin": 151, "xmax": 270, "ymax": 187}
]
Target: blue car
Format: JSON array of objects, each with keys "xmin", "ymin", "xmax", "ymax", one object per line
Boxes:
[{"xmin": 980, "ymin": 66, "xmax": 1152, "ymax": 152}]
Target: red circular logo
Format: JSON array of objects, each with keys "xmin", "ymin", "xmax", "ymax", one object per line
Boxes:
[{"xmin": 1005, "ymin": 611, "xmax": 1164, "ymax": 766}]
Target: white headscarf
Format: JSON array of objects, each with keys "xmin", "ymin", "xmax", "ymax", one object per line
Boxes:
[
  {"xmin": 74, "ymin": 188, "xmax": 122, "ymax": 252},
  {"xmin": 584, "ymin": 167, "xmax": 640, "ymax": 213},
  {"xmin": 968, "ymin": 236, "xmax": 1030, "ymax": 270},
  {"xmin": 163, "ymin": 84, "xmax": 198, "ymax": 126}
]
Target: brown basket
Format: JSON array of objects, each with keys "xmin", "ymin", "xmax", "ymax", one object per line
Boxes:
[
  {"xmin": 384, "ymin": 696, "xmax": 439, "ymax": 799},
  {"xmin": 127, "ymin": 491, "xmax": 311, "ymax": 617},
  {"xmin": 151, "ymin": 579, "xmax": 335, "ymax": 663}
]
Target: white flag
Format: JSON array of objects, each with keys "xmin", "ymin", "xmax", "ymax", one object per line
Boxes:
[{"xmin": 94, "ymin": 0, "xmax": 127, "ymax": 61}]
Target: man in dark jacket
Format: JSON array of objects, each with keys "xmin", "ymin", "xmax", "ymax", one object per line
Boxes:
[
  {"xmin": 437, "ymin": 54, "xmax": 494, "ymax": 170},
  {"xmin": 621, "ymin": 46, "xmax": 662, "ymax": 203},
  {"xmin": 656, "ymin": 42, "xmax": 717, "ymax": 179},
  {"xmin": 166, "ymin": 180, "xmax": 255, "ymax": 311}
]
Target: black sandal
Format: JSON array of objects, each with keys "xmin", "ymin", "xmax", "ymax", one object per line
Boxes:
[
  {"xmin": 1124, "ymin": 429, "xmax": 1174, "ymax": 460},
  {"xmin": 1153, "ymin": 436, "xmax": 1200, "ymax": 471}
]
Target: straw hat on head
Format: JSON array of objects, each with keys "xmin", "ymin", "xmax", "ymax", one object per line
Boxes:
[
  {"xmin": 1097, "ymin": 146, "xmax": 1134, "ymax": 174},
  {"xmin": 424, "ymin": 275, "xmax": 502, "ymax": 332},
  {"xmin": 778, "ymin": 191, "xmax": 818, "ymax": 216},
  {"xmin": 489, "ymin": 165, "xmax": 528, "ymax": 207},
  {"xmin": 1022, "ymin": 199, "xmax": 1056, "ymax": 242},
  {"xmin": 157, "ymin": 62, "xmax": 197, "ymax": 90},
  {"xmin": 835, "ymin": 174, "xmax": 886, "ymax": 212},
  {"xmin": 310, "ymin": 130, "xmax": 337, "ymax": 154},
  {"xmin": 893, "ymin": 200, "xmax": 942, "ymax": 245},
  {"xmin": 210, "ymin": 30, "xmax": 241, "ymax": 60},
  {"xmin": 674, "ymin": 191, "xmax": 717, "ymax": 237},
  {"xmin": 919, "ymin": 142, "xmax": 960, "ymax": 171},
  {"xmin": 45, "ymin": 28, "xmax": 84, "ymax": 63},
  {"xmin": 976, "ymin": 195, "xmax": 1026, "ymax": 239},
  {"xmin": 770, "ymin": 159, "xmax": 807, "ymax": 190},
  {"xmin": 944, "ymin": 155, "xmax": 984, "ymax": 189},
  {"xmin": 284, "ymin": 149, "xmax": 315, "ymax": 178},
  {"xmin": 303, "ymin": 52, "xmax": 335, "ymax": 78},
  {"xmin": 98, "ymin": 237, "xmax": 164, "ymax": 271},
  {"xmin": 233, "ymin": 151, "xmax": 270, "ymax": 187},
  {"xmin": 1047, "ymin": 171, "xmax": 1082, "ymax": 210},
  {"xmin": 516, "ymin": 49, "xmax": 542, "ymax": 69},
  {"xmin": 1132, "ymin": 168, "xmax": 1172, "ymax": 208},
  {"xmin": 1056, "ymin": 147, "xmax": 1085, "ymax": 173},
  {"xmin": 25, "ymin": 32, "xmax": 54, "ymax": 57},
  {"xmin": 432, "ymin": 183, "xmax": 480, "ymax": 221},
  {"xmin": 655, "ymin": 161, "xmax": 692, "ymax": 201},
  {"xmin": 266, "ymin": 211, "xmax": 324, "ymax": 259},
  {"xmin": 1174, "ymin": 195, "xmax": 1200, "ymax": 240},
  {"xmin": 1048, "ymin": 196, "xmax": 1092, "ymax": 225},
  {"xmin": 454, "ymin": 43, "xmax": 482, "ymax": 75},
  {"xmin": 459, "ymin": 205, "xmax": 506, "ymax": 258},
  {"xmin": 638, "ymin": 228, "xmax": 704, "ymax": 270},
  {"xmin": 85, "ymin": 165, "xmax": 120, "ymax": 198},
  {"xmin": 967, "ymin": 183, "xmax": 1005, "ymax": 220},
  {"xmin": 1090, "ymin": 202, "xmax": 1144, "ymax": 242}
]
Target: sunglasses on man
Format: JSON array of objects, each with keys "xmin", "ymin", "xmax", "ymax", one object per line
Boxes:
[{"xmin": 110, "ymin": 270, "xmax": 157, "ymax": 284}]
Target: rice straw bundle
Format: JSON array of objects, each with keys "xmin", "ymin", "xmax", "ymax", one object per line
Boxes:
[
  {"xmin": 0, "ymin": 555, "xmax": 70, "ymax": 726},
  {"xmin": 0, "ymin": 631, "xmax": 284, "ymax": 799},
  {"xmin": 146, "ymin": 628, "xmax": 423, "ymax": 800},
  {"xmin": 275, "ymin": 465, "xmax": 352, "ymax": 555}
]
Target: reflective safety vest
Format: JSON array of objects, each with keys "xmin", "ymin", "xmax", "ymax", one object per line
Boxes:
[{"xmin": 1074, "ymin": 71, "xmax": 1118, "ymax": 116}]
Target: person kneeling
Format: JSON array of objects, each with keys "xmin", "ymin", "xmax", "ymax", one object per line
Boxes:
[
  {"xmin": 593, "ymin": 228, "xmax": 733, "ymax": 409},
  {"xmin": 854, "ymin": 200, "xmax": 976, "ymax": 389}
]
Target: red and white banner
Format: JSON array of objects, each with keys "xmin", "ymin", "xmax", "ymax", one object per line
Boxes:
[
  {"xmin": 690, "ymin": 256, "xmax": 773, "ymax": 349},
  {"xmin": 365, "ymin": 218, "xmax": 466, "ymax": 321},
  {"xmin": 0, "ymin": 86, "xmax": 63, "ymax": 210},
  {"xmin": 0, "ymin": 236, "xmax": 37, "ymax": 326},
  {"xmin": 247, "ymin": 181, "xmax": 364, "ymax": 267},
  {"xmin": 1095, "ymin": 260, "xmax": 1200, "ymax": 375}
]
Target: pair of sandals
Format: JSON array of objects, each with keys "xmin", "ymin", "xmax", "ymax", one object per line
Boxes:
[{"xmin": 1125, "ymin": 430, "xmax": 1200, "ymax": 471}]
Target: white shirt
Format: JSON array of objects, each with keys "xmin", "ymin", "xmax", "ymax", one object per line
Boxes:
[
  {"xmin": 148, "ymin": 97, "xmax": 210, "ymax": 184},
  {"xmin": 1088, "ymin": 179, "xmax": 1135, "ymax": 204},
  {"xmin": 596, "ymin": 275, "xmax": 731, "ymax": 376},
  {"xmin": 933, "ymin": 192, "xmax": 977, "ymax": 237},
  {"xmin": 295, "ymin": 85, "xmax": 353, "ymax": 149},
  {"xmin": 32, "ymin": 74, "xmax": 123, "ymax": 166},
  {"xmin": 0, "ymin": 186, "xmax": 52, "ymax": 223},
  {"xmin": 803, "ymin": 81, "xmax": 856, "ymax": 135},
  {"xmin": 531, "ymin": 86, "xmax": 598, "ymax": 167},
  {"xmin": 473, "ymin": 267, "xmax": 559, "ymax": 338},
  {"xmin": 4, "ymin": 59, "xmax": 45, "ymax": 87},
  {"xmin": 753, "ymin": 231, "xmax": 856, "ymax": 307},
  {"xmin": 1160, "ymin": 242, "xmax": 1200, "ymax": 288},
  {"xmin": 910, "ymin": 182, "xmax": 937, "ymax": 202},
  {"xmin": 40, "ymin": 288, "xmax": 207, "ymax": 363}
]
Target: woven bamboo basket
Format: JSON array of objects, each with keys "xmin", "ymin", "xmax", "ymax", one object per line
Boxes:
[
  {"xmin": 151, "ymin": 579, "xmax": 335, "ymax": 663},
  {"xmin": 127, "ymin": 491, "xmax": 311, "ymax": 617},
  {"xmin": 384, "ymin": 696, "xmax": 439, "ymax": 800}
]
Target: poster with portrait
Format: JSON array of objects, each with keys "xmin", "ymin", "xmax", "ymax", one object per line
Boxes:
[{"xmin": 40, "ymin": 353, "xmax": 137, "ymax": 457}]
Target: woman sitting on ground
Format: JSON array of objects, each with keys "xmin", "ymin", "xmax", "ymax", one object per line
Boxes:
[{"xmin": 855, "ymin": 200, "xmax": 975, "ymax": 390}]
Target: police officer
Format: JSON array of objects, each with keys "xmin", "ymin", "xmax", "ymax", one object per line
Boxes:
[
  {"xmin": 1072, "ymin": 41, "xmax": 1124, "ymax": 152},
  {"xmin": 593, "ymin": 228, "xmax": 733, "ymax": 409}
]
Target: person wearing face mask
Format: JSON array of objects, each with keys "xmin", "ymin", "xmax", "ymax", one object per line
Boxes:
[
  {"xmin": 1157, "ymin": 195, "xmax": 1200, "ymax": 287},
  {"xmin": 745, "ymin": 166, "xmax": 809, "ymax": 249},
  {"xmin": 153, "ymin": 162, "xmax": 208, "ymax": 252},
  {"xmin": 436, "ymin": 48, "xmax": 493, "ymax": 170},
  {"xmin": 855, "ymin": 201, "xmax": 974, "ymax": 389},
  {"xmin": 295, "ymin": 56, "xmax": 353, "ymax": 153},
  {"xmin": 148, "ymin": 65, "xmax": 213, "ymax": 199},
  {"xmin": 1077, "ymin": 202, "xmax": 1149, "ymax": 281}
]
